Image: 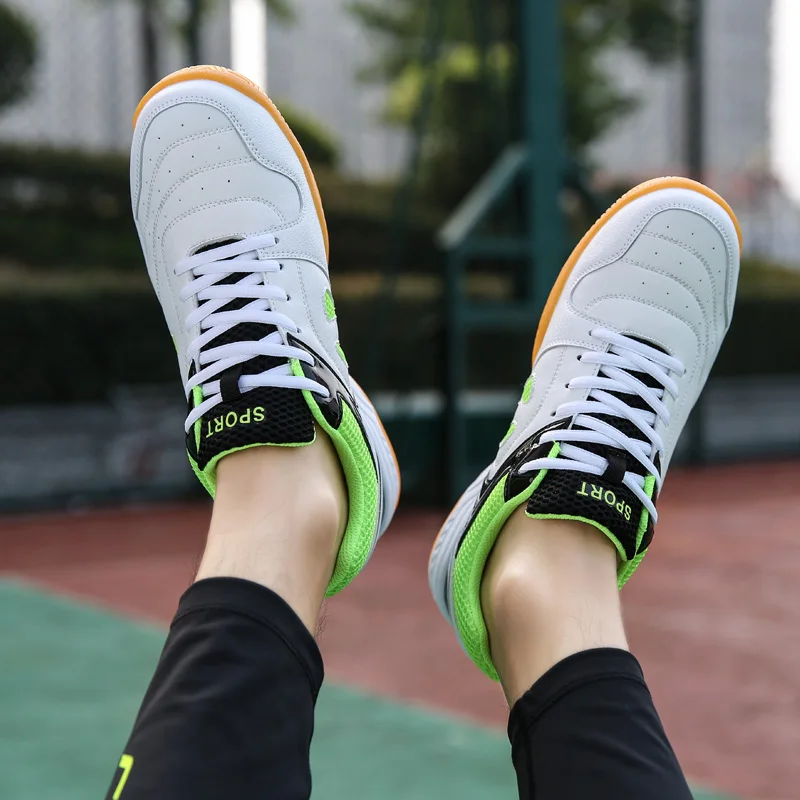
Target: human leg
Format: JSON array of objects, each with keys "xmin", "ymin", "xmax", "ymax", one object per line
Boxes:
[
  {"xmin": 106, "ymin": 65, "xmax": 400, "ymax": 800},
  {"xmin": 429, "ymin": 177, "xmax": 741, "ymax": 798},
  {"xmin": 484, "ymin": 510, "xmax": 692, "ymax": 799}
]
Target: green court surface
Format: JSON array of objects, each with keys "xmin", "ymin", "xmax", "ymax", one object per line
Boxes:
[{"xmin": 0, "ymin": 580, "xmax": 734, "ymax": 800}]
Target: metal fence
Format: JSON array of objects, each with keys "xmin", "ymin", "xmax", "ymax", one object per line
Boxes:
[
  {"xmin": 0, "ymin": 0, "xmax": 405, "ymax": 178},
  {"xmin": 0, "ymin": 0, "xmax": 797, "ymax": 508},
  {"xmin": 0, "ymin": 0, "xmax": 789, "ymax": 241}
]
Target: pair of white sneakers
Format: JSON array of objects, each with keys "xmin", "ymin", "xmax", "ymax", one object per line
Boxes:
[{"xmin": 132, "ymin": 67, "xmax": 741, "ymax": 679}]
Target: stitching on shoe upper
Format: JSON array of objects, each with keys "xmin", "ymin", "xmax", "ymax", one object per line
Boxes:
[
  {"xmin": 141, "ymin": 126, "xmax": 231, "ymax": 221},
  {"xmin": 149, "ymin": 157, "xmax": 272, "ymax": 244},
  {"xmin": 135, "ymin": 93, "xmax": 306, "ymax": 211},
  {"xmin": 574, "ymin": 200, "xmax": 736, "ymax": 290}
]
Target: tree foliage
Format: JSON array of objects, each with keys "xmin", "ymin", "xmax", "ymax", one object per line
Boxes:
[
  {"xmin": 0, "ymin": 4, "xmax": 36, "ymax": 112},
  {"xmin": 350, "ymin": 0, "xmax": 684, "ymax": 204}
]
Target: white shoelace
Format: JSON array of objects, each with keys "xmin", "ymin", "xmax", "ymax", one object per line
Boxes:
[
  {"xmin": 175, "ymin": 234, "xmax": 328, "ymax": 432},
  {"xmin": 519, "ymin": 328, "xmax": 686, "ymax": 522}
]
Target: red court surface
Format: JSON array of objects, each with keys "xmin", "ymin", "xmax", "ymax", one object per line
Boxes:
[{"xmin": 3, "ymin": 459, "xmax": 800, "ymax": 800}]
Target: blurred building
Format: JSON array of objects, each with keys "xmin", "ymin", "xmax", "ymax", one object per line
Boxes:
[
  {"xmin": 591, "ymin": 0, "xmax": 770, "ymax": 193},
  {"xmin": 266, "ymin": 0, "xmax": 406, "ymax": 178},
  {"xmin": 590, "ymin": 0, "xmax": 800, "ymax": 266},
  {"xmin": 0, "ymin": 0, "xmax": 402, "ymax": 177},
  {"xmin": 0, "ymin": 0, "xmax": 231, "ymax": 152}
]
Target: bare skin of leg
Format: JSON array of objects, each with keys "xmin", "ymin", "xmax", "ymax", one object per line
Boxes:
[
  {"xmin": 195, "ymin": 425, "xmax": 348, "ymax": 634},
  {"xmin": 482, "ymin": 507, "xmax": 628, "ymax": 705}
]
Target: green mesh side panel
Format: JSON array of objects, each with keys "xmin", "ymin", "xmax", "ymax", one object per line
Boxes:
[
  {"xmin": 292, "ymin": 360, "xmax": 379, "ymax": 596},
  {"xmin": 336, "ymin": 342, "xmax": 348, "ymax": 366},
  {"xmin": 192, "ymin": 385, "xmax": 204, "ymax": 451},
  {"xmin": 500, "ymin": 422, "xmax": 515, "ymax": 444},
  {"xmin": 188, "ymin": 452, "xmax": 207, "ymax": 492},
  {"xmin": 636, "ymin": 474, "xmax": 656, "ymax": 552},
  {"xmin": 452, "ymin": 443, "xmax": 559, "ymax": 680},
  {"xmin": 324, "ymin": 289, "xmax": 337, "ymax": 321},
  {"xmin": 619, "ymin": 549, "xmax": 646, "ymax": 587},
  {"xmin": 189, "ymin": 385, "xmax": 208, "ymax": 490},
  {"xmin": 618, "ymin": 474, "xmax": 656, "ymax": 587},
  {"xmin": 521, "ymin": 376, "xmax": 534, "ymax": 404}
]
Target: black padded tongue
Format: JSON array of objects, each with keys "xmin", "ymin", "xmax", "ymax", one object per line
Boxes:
[
  {"xmin": 526, "ymin": 467, "xmax": 653, "ymax": 560},
  {"xmin": 189, "ymin": 386, "xmax": 315, "ymax": 469},
  {"xmin": 186, "ymin": 321, "xmax": 316, "ymax": 470}
]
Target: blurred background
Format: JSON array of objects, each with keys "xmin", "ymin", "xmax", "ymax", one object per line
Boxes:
[{"xmin": 1, "ymin": 1, "xmax": 799, "ymax": 798}]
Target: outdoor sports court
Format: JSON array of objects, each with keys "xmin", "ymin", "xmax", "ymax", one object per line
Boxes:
[
  {"xmin": 3, "ymin": 459, "xmax": 798, "ymax": 800},
  {"xmin": 1, "ymin": 1, "xmax": 799, "ymax": 798}
]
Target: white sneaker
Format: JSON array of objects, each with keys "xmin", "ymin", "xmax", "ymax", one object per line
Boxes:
[
  {"xmin": 428, "ymin": 177, "xmax": 741, "ymax": 678},
  {"xmin": 131, "ymin": 66, "xmax": 400, "ymax": 595}
]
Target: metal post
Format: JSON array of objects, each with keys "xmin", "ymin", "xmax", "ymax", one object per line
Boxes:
[
  {"xmin": 445, "ymin": 250, "xmax": 469, "ymax": 501},
  {"xmin": 366, "ymin": 0, "xmax": 443, "ymax": 392},
  {"xmin": 139, "ymin": 0, "xmax": 159, "ymax": 94},
  {"xmin": 268, "ymin": 3, "xmax": 269, "ymax": 92},
  {"xmin": 231, "ymin": 0, "xmax": 268, "ymax": 90},
  {"xmin": 103, "ymin": 0, "xmax": 122, "ymax": 148},
  {"xmin": 685, "ymin": 0, "xmax": 706, "ymax": 463},
  {"xmin": 186, "ymin": 0, "xmax": 203, "ymax": 66},
  {"xmin": 471, "ymin": 0, "xmax": 505, "ymax": 156},
  {"xmin": 686, "ymin": 0, "xmax": 704, "ymax": 182},
  {"xmin": 521, "ymin": 0, "xmax": 565, "ymax": 310}
]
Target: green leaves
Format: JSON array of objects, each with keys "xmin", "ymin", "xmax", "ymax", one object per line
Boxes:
[
  {"xmin": 626, "ymin": 0, "xmax": 685, "ymax": 63},
  {"xmin": 276, "ymin": 101, "xmax": 341, "ymax": 167},
  {"xmin": 265, "ymin": 0, "xmax": 296, "ymax": 23},
  {"xmin": 0, "ymin": 4, "xmax": 36, "ymax": 112},
  {"xmin": 349, "ymin": 0, "xmax": 684, "ymax": 205}
]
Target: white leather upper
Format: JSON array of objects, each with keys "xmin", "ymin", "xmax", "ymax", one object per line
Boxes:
[
  {"xmin": 129, "ymin": 74, "xmax": 400, "ymax": 550},
  {"xmin": 497, "ymin": 187, "xmax": 740, "ymax": 477},
  {"xmin": 130, "ymin": 78, "xmax": 346, "ymax": 392}
]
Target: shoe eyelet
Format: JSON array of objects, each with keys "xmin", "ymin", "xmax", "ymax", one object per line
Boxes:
[
  {"xmin": 274, "ymin": 236, "xmax": 280, "ymax": 244},
  {"xmin": 285, "ymin": 295, "xmax": 291, "ymax": 302}
]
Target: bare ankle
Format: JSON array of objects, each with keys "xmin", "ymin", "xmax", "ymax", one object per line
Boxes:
[
  {"xmin": 482, "ymin": 507, "xmax": 628, "ymax": 705},
  {"xmin": 196, "ymin": 426, "xmax": 347, "ymax": 632}
]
